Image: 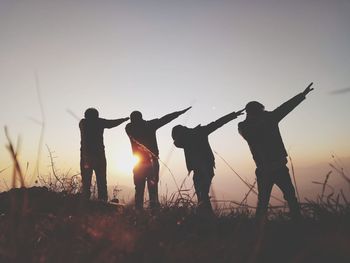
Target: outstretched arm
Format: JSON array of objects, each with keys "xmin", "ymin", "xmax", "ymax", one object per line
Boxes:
[
  {"xmin": 205, "ymin": 109, "xmax": 244, "ymax": 135},
  {"xmin": 103, "ymin": 117, "xmax": 130, "ymax": 129},
  {"xmin": 302, "ymin": 82, "xmax": 314, "ymax": 96},
  {"xmin": 154, "ymin": 106, "xmax": 192, "ymax": 129},
  {"xmin": 273, "ymin": 82, "xmax": 314, "ymax": 122}
]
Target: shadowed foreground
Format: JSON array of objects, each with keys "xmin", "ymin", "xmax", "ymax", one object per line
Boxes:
[{"xmin": 0, "ymin": 187, "xmax": 349, "ymax": 263}]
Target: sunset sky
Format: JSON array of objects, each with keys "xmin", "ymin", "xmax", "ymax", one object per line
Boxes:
[{"xmin": 1, "ymin": 0, "xmax": 349, "ymax": 203}]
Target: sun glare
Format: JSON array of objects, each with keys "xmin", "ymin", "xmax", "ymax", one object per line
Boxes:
[{"xmin": 115, "ymin": 154, "xmax": 140, "ymax": 174}]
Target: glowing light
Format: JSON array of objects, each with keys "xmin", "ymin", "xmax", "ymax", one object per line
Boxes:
[
  {"xmin": 132, "ymin": 155, "xmax": 140, "ymax": 167},
  {"xmin": 115, "ymin": 154, "xmax": 140, "ymax": 174}
]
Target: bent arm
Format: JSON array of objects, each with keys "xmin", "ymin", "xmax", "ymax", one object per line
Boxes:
[
  {"xmin": 154, "ymin": 106, "xmax": 192, "ymax": 129},
  {"xmin": 103, "ymin": 117, "xmax": 129, "ymax": 129},
  {"xmin": 205, "ymin": 110, "xmax": 244, "ymax": 135},
  {"xmin": 238, "ymin": 123, "xmax": 245, "ymax": 138}
]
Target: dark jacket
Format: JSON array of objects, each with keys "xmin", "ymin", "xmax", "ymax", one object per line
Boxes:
[
  {"xmin": 125, "ymin": 111, "xmax": 185, "ymax": 161},
  {"xmin": 238, "ymin": 93, "xmax": 305, "ymax": 167},
  {"xmin": 174, "ymin": 112, "xmax": 239, "ymax": 173},
  {"xmin": 80, "ymin": 118, "xmax": 126, "ymax": 156}
]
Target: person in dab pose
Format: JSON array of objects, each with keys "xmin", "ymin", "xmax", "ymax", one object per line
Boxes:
[
  {"xmin": 172, "ymin": 109, "xmax": 244, "ymax": 214},
  {"xmin": 80, "ymin": 108, "xmax": 129, "ymax": 201},
  {"xmin": 238, "ymin": 83, "xmax": 314, "ymax": 220},
  {"xmin": 126, "ymin": 107, "xmax": 191, "ymax": 210}
]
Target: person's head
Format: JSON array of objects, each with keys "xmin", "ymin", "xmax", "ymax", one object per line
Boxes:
[
  {"xmin": 172, "ymin": 125, "xmax": 188, "ymax": 148},
  {"xmin": 171, "ymin": 125, "xmax": 187, "ymax": 140},
  {"xmin": 245, "ymin": 101, "xmax": 265, "ymax": 117},
  {"xmin": 130, "ymin": 111, "xmax": 143, "ymax": 123},
  {"xmin": 84, "ymin": 108, "xmax": 99, "ymax": 119}
]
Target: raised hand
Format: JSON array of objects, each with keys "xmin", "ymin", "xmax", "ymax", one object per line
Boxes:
[
  {"xmin": 235, "ymin": 109, "xmax": 245, "ymax": 117},
  {"xmin": 180, "ymin": 106, "xmax": 192, "ymax": 114},
  {"xmin": 303, "ymin": 82, "xmax": 314, "ymax": 96}
]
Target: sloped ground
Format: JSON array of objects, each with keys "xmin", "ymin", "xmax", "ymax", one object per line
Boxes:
[{"xmin": 0, "ymin": 187, "xmax": 350, "ymax": 263}]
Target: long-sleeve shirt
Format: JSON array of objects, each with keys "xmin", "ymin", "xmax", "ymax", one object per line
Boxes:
[
  {"xmin": 238, "ymin": 93, "xmax": 306, "ymax": 167},
  {"xmin": 80, "ymin": 118, "xmax": 127, "ymax": 156},
  {"xmin": 174, "ymin": 111, "xmax": 239, "ymax": 173},
  {"xmin": 125, "ymin": 110, "xmax": 184, "ymax": 161}
]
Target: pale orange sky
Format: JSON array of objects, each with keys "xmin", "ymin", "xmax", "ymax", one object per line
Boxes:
[{"xmin": 1, "ymin": 0, "xmax": 350, "ymax": 204}]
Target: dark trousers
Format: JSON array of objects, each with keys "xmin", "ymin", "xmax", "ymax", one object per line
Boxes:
[
  {"xmin": 255, "ymin": 160, "xmax": 300, "ymax": 219},
  {"xmin": 193, "ymin": 167, "xmax": 214, "ymax": 213},
  {"xmin": 133, "ymin": 158, "xmax": 160, "ymax": 209},
  {"xmin": 80, "ymin": 154, "xmax": 107, "ymax": 201}
]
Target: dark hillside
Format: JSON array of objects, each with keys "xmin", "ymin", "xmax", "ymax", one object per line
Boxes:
[{"xmin": 0, "ymin": 187, "xmax": 349, "ymax": 263}]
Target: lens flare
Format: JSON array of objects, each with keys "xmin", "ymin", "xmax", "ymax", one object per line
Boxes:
[
  {"xmin": 132, "ymin": 154, "xmax": 140, "ymax": 167},
  {"xmin": 115, "ymin": 154, "xmax": 140, "ymax": 174}
]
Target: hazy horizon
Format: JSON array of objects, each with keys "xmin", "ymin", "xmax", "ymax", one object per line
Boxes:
[{"xmin": 1, "ymin": 0, "xmax": 350, "ymax": 205}]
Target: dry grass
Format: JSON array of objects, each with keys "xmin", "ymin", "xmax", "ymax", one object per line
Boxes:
[
  {"xmin": 1, "ymin": 185, "xmax": 350, "ymax": 263},
  {"xmin": 1, "ymin": 129, "xmax": 350, "ymax": 262}
]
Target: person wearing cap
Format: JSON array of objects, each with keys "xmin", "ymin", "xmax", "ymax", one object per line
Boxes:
[
  {"xmin": 125, "ymin": 107, "xmax": 191, "ymax": 210},
  {"xmin": 172, "ymin": 109, "xmax": 244, "ymax": 214},
  {"xmin": 238, "ymin": 83, "xmax": 314, "ymax": 220},
  {"xmin": 80, "ymin": 108, "xmax": 129, "ymax": 201}
]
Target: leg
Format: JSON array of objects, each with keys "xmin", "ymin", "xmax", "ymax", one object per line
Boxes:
[
  {"xmin": 274, "ymin": 165, "xmax": 301, "ymax": 219},
  {"xmin": 193, "ymin": 171, "xmax": 202, "ymax": 203},
  {"xmin": 133, "ymin": 164, "xmax": 147, "ymax": 210},
  {"xmin": 201, "ymin": 174, "xmax": 214, "ymax": 212},
  {"xmin": 95, "ymin": 155, "xmax": 107, "ymax": 201},
  {"xmin": 80, "ymin": 158, "xmax": 93, "ymax": 200},
  {"xmin": 193, "ymin": 167, "xmax": 214, "ymax": 213},
  {"xmin": 255, "ymin": 168, "xmax": 274, "ymax": 219},
  {"xmin": 147, "ymin": 159, "xmax": 160, "ymax": 209}
]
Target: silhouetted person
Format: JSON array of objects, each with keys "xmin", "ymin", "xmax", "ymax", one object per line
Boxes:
[
  {"xmin": 172, "ymin": 110, "xmax": 244, "ymax": 214},
  {"xmin": 126, "ymin": 107, "xmax": 191, "ymax": 210},
  {"xmin": 80, "ymin": 108, "xmax": 129, "ymax": 201},
  {"xmin": 238, "ymin": 83, "xmax": 314, "ymax": 220}
]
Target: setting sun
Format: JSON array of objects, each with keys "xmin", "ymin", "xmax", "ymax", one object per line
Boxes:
[{"xmin": 114, "ymin": 153, "xmax": 140, "ymax": 174}]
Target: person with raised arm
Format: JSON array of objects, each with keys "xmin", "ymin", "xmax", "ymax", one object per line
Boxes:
[
  {"xmin": 238, "ymin": 83, "xmax": 314, "ymax": 220},
  {"xmin": 80, "ymin": 108, "xmax": 129, "ymax": 201},
  {"xmin": 172, "ymin": 109, "xmax": 244, "ymax": 214},
  {"xmin": 126, "ymin": 107, "xmax": 191, "ymax": 210}
]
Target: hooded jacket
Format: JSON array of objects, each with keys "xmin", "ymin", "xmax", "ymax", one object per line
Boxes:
[
  {"xmin": 173, "ymin": 111, "xmax": 239, "ymax": 173},
  {"xmin": 238, "ymin": 93, "xmax": 305, "ymax": 167}
]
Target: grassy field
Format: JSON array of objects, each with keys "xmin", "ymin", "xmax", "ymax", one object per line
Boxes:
[
  {"xmin": 0, "ymin": 186, "xmax": 350, "ymax": 263},
  {"xmin": 2, "ymin": 132, "xmax": 350, "ymax": 262}
]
